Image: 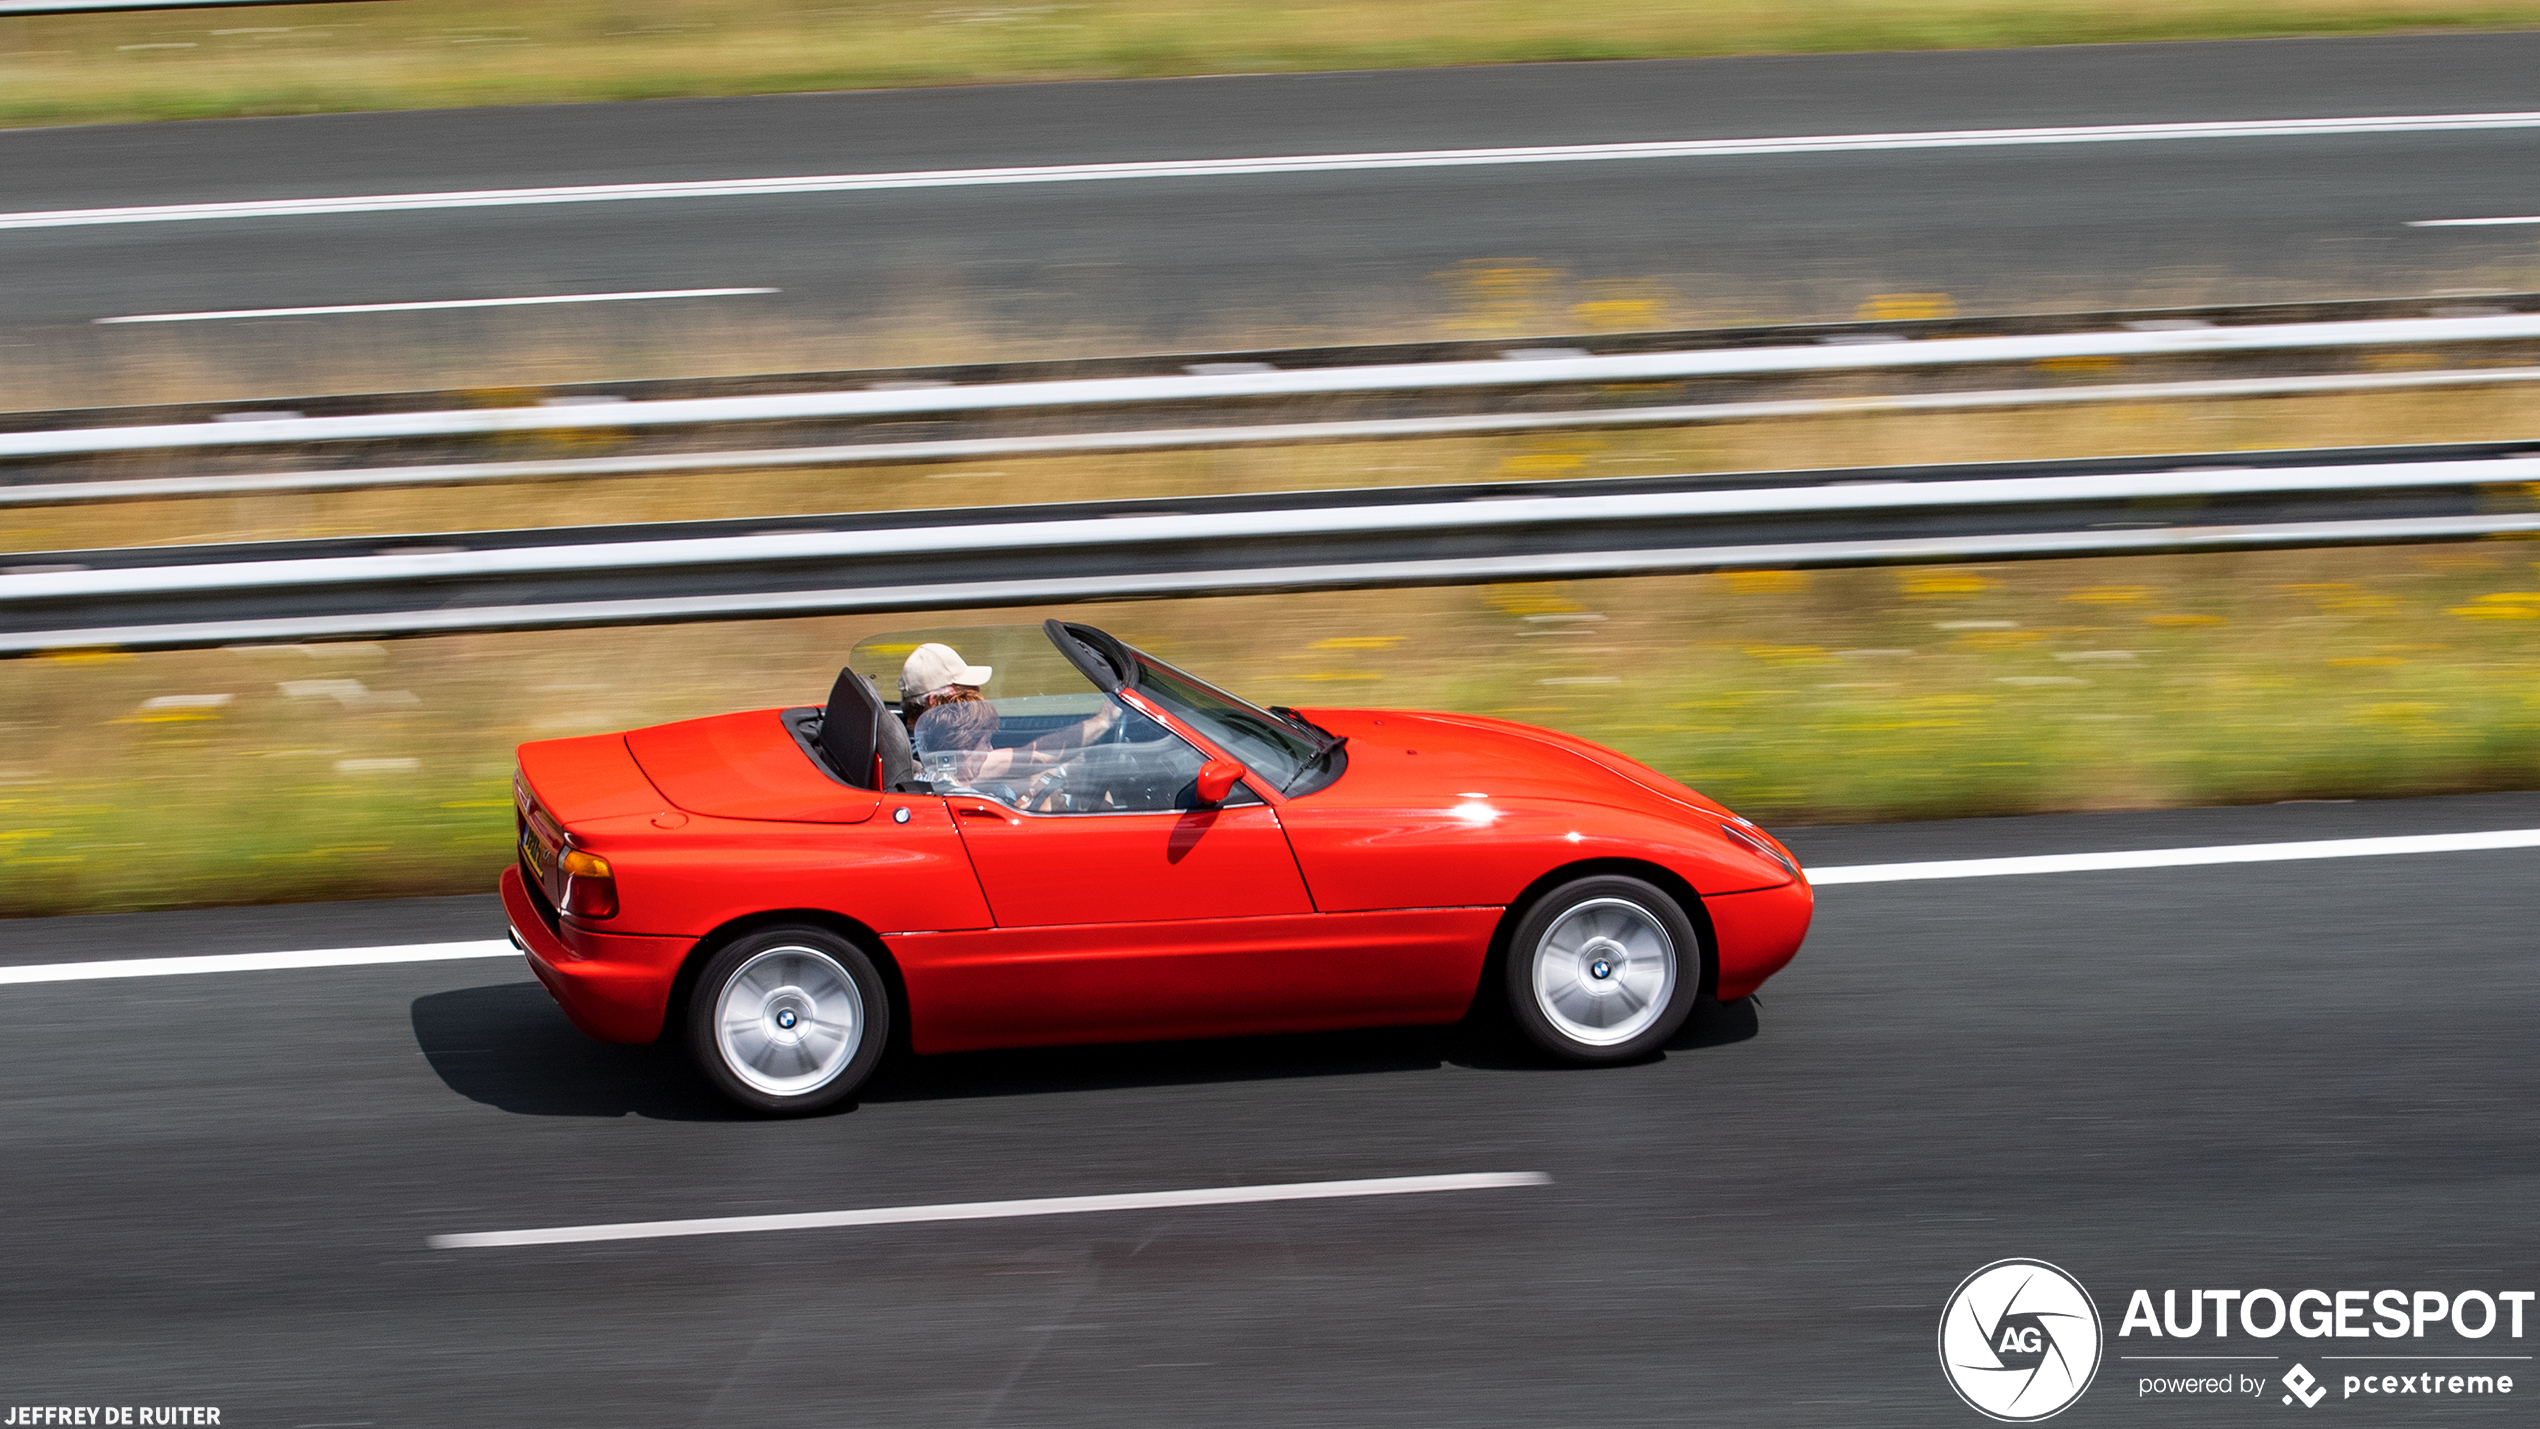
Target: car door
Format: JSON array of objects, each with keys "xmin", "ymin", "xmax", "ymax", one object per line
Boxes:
[
  {"xmin": 945, "ymin": 706, "xmax": 1310, "ymax": 925},
  {"xmin": 903, "ymin": 702, "xmax": 1331, "ymax": 1049}
]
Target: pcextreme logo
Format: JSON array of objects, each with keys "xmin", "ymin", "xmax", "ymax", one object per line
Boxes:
[{"xmin": 1940, "ymin": 1259, "xmax": 2105, "ymax": 1421}]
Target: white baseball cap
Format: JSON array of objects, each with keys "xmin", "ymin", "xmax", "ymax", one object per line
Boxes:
[{"xmin": 900, "ymin": 642, "xmax": 992, "ymax": 700}]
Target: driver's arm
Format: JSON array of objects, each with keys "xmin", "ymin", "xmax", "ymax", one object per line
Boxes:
[{"xmin": 1011, "ymin": 699, "xmax": 1123, "ymax": 766}]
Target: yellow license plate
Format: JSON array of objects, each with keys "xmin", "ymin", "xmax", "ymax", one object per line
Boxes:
[{"xmin": 519, "ymin": 825, "xmax": 553, "ymax": 881}]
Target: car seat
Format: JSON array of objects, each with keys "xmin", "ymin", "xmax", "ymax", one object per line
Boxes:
[{"xmin": 819, "ymin": 667, "xmax": 921, "ymax": 792}]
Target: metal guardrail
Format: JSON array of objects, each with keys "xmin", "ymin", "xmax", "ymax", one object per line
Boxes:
[
  {"xmin": 11, "ymin": 311, "xmax": 2540, "ymax": 463},
  {"xmin": 9, "ymin": 364, "xmax": 2540, "ymax": 509},
  {"xmin": 5, "ymin": 443, "xmax": 2534, "ymax": 655}
]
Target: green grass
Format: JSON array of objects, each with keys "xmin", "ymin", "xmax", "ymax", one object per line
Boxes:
[
  {"xmin": 4, "ymin": 0, "xmax": 2539, "ymax": 129},
  {"xmin": 5, "ymin": 541, "xmax": 2538, "ymax": 918}
]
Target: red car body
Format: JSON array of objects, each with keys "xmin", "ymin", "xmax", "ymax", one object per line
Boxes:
[{"xmin": 503, "ymin": 631, "xmax": 1811, "ymax": 1064}]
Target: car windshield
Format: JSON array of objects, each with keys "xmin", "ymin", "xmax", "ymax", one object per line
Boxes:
[
  {"xmin": 847, "ymin": 625, "xmax": 1211, "ymax": 813},
  {"xmin": 1119, "ymin": 644, "xmax": 1332, "ymax": 794}
]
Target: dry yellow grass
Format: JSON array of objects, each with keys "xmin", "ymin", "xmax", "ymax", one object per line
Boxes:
[{"xmin": 4, "ymin": 0, "xmax": 2539, "ymax": 128}]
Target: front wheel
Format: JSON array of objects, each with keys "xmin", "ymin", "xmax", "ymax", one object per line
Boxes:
[
  {"xmin": 687, "ymin": 928, "xmax": 891, "ymax": 1116},
  {"xmin": 1504, "ymin": 876, "xmax": 1702, "ymax": 1064}
]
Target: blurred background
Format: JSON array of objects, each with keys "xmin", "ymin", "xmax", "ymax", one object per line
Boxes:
[{"xmin": 3, "ymin": 0, "xmax": 2539, "ymax": 916}]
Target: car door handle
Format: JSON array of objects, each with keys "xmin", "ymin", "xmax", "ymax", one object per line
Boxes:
[{"xmin": 954, "ymin": 804, "xmax": 1008, "ymax": 821}]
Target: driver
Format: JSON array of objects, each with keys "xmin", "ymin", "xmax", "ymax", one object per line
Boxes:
[
  {"xmin": 899, "ymin": 642, "xmax": 996, "ymax": 741},
  {"xmin": 900, "ymin": 642, "xmax": 1120, "ymax": 800}
]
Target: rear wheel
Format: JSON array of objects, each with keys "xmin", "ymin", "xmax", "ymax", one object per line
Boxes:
[
  {"xmin": 687, "ymin": 928, "xmax": 890, "ymax": 1116},
  {"xmin": 1504, "ymin": 876, "xmax": 1701, "ymax": 1064}
]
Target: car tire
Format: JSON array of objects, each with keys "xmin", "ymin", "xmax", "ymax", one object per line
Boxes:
[
  {"xmin": 687, "ymin": 927, "xmax": 891, "ymax": 1116},
  {"xmin": 1504, "ymin": 875, "xmax": 1702, "ymax": 1064}
]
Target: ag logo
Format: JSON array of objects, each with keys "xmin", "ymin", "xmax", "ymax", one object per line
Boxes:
[{"xmin": 1939, "ymin": 1259, "xmax": 2103, "ymax": 1421}]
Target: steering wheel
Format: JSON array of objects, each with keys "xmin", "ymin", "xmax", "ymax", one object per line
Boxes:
[{"xmin": 1022, "ymin": 764, "xmax": 1067, "ymax": 810}]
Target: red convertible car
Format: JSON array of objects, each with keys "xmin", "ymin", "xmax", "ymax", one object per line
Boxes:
[{"xmin": 502, "ymin": 620, "xmax": 1812, "ymax": 1114}]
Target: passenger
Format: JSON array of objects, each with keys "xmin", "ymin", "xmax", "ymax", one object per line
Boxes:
[{"xmin": 900, "ymin": 641, "xmax": 1119, "ymax": 798}]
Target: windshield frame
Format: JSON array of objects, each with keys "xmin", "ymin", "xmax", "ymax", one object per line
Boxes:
[{"xmin": 1063, "ymin": 624, "xmax": 1347, "ymax": 798}]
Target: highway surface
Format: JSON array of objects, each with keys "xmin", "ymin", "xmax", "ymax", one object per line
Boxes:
[
  {"xmin": 2, "ymin": 791, "xmax": 2533, "ymax": 1425},
  {"xmin": 6, "ymin": 34, "xmax": 2540, "ymax": 359}
]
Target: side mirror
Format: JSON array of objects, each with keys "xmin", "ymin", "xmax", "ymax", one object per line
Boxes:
[{"xmin": 1194, "ymin": 757, "xmax": 1245, "ymax": 806}]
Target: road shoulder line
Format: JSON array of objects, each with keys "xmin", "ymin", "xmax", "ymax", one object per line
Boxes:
[
  {"xmin": 1, "ymin": 827, "xmax": 2532, "ymax": 984},
  {"xmin": 0, "ymin": 938, "xmax": 516, "ymax": 985},
  {"xmin": 1807, "ymin": 827, "xmax": 2540, "ymax": 885}
]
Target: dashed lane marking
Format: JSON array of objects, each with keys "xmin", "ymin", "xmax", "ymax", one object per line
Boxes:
[
  {"xmin": 95, "ymin": 288, "xmax": 779, "ymax": 324},
  {"xmin": 427, "ymin": 1172, "xmax": 1553, "ymax": 1249}
]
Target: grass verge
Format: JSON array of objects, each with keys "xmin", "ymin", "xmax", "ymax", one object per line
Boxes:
[
  {"xmin": 4, "ymin": 1, "xmax": 2539, "ymax": 130},
  {"xmin": 3, "ymin": 539, "xmax": 2536, "ymax": 919}
]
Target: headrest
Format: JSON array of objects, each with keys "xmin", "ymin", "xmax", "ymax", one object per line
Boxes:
[{"xmin": 818, "ymin": 667, "xmax": 885, "ymax": 791}]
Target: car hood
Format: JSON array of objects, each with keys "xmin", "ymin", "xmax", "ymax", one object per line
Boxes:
[
  {"xmin": 1423, "ymin": 711, "xmax": 1739, "ymax": 818},
  {"xmin": 624, "ymin": 709, "xmax": 878, "ymax": 823},
  {"xmin": 1295, "ymin": 708, "xmax": 1725, "ymax": 819}
]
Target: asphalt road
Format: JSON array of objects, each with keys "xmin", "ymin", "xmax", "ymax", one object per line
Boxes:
[
  {"xmin": 1, "ymin": 790, "xmax": 2533, "ymax": 1426},
  {"xmin": 6, "ymin": 34, "xmax": 2540, "ymax": 362}
]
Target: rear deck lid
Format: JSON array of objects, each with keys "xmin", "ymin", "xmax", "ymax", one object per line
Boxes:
[
  {"xmin": 625, "ymin": 709, "xmax": 879, "ymax": 823},
  {"xmin": 515, "ymin": 731, "xmax": 668, "ymax": 827}
]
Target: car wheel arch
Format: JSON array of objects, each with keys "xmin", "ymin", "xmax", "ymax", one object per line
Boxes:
[
  {"xmin": 665, "ymin": 909, "xmax": 911, "ymax": 1053},
  {"xmin": 1481, "ymin": 858, "xmax": 1719, "ymax": 1008}
]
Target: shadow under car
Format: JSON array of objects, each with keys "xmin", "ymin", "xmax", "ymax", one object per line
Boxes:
[{"xmin": 411, "ymin": 980, "xmax": 1759, "ymax": 1120}]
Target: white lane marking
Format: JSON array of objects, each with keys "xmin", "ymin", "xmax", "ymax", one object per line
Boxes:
[
  {"xmin": 2, "ymin": 828, "xmax": 2532, "ymax": 986},
  {"xmin": 8, "ymin": 112, "xmax": 2540, "ymax": 231},
  {"xmin": 1807, "ymin": 828, "xmax": 2540, "ymax": 885},
  {"xmin": 427, "ymin": 1172, "xmax": 1552, "ymax": 1249},
  {"xmin": 0, "ymin": 939, "xmax": 517, "ymax": 986},
  {"xmin": 93, "ymin": 287, "xmax": 779, "ymax": 324},
  {"xmin": 2410, "ymin": 215, "xmax": 2540, "ymax": 227}
]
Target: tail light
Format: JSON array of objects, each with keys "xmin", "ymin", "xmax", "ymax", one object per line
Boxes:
[
  {"xmin": 1719, "ymin": 820, "xmax": 1800, "ymax": 881},
  {"xmin": 559, "ymin": 846, "xmax": 618, "ymax": 920}
]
